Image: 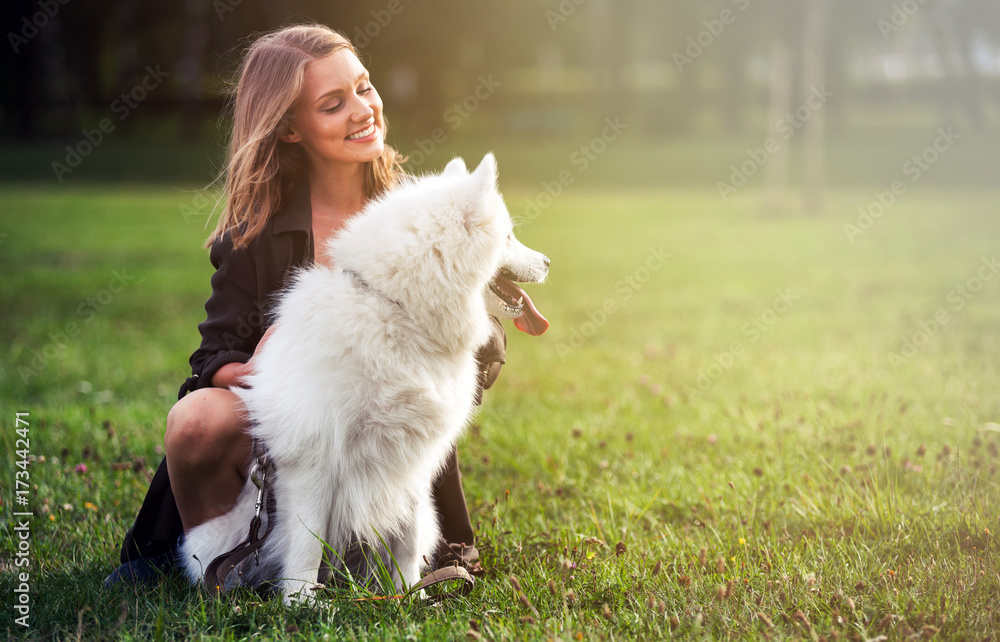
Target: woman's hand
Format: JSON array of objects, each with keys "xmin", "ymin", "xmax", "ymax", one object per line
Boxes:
[{"xmin": 214, "ymin": 324, "xmax": 278, "ymax": 389}]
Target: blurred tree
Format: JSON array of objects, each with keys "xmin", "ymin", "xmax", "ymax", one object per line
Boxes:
[
  {"xmin": 802, "ymin": 0, "xmax": 826, "ymax": 213},
  {"xmin": 3, "ymin": 0, "xmax": 44, "ymax": 139},
  {"xmin": 2, "ymin": 0, "xmax": 999, "ymax": 142}
]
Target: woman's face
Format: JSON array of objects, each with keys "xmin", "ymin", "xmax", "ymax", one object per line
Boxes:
[{"xmin": 281, "ymin": 48, "xmax": 384, "ymax": 168}]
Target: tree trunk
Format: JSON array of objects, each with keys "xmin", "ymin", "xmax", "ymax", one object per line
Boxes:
[
  {"xmin": 802, "ymin": 0, "xmax": 827, "ymax": 214},
  {"xmin": 766, "ymin": 42, "xmax": 793, "ymax": 211}
]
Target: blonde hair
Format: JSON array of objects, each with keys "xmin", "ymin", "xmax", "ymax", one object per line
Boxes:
[{"xmin": 206, "ymin": 23, "xmax": 406, "ymax": 250}]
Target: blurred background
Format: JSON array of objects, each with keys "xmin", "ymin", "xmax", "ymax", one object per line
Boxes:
[{"xmin": 2, "ymin": 0, "xmax": 998, "ymax": 195}]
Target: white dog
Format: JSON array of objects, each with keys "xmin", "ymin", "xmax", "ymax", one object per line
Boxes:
[{"xmin": 180, "ymin": 153, "xmax": 549, "ymax": 604}]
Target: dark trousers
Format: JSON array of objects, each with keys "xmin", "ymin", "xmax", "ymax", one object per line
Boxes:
[{"xmin": 432, "ymin": 447, "xmax": 475, "ymax": 547}]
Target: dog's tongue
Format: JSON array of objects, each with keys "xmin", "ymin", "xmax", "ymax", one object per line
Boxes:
[
  {"xmin": 514, "ymin": 310, "xmax": 548, "ymax": 335},
  {"xmin": 495, "ymin": 277, "xmax": 549, "ymax": 336},
  {"xmin": 513, "ymin": 298, "xmax": 548, "ymax": 336}
]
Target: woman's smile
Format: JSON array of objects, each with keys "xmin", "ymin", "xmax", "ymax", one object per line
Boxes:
[{"xmin": 346, "ymin": 121, "xmax": 377, "ymax": 142}]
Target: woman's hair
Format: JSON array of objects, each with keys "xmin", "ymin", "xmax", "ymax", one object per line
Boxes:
[{"xmin": 206, "ymin": 23, "xmax": 406, "ymax": 250}]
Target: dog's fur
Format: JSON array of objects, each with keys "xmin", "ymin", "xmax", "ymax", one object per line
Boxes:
[{"xmin": 180, "ymin": 154, "xmax": 548, "ymax": 604}]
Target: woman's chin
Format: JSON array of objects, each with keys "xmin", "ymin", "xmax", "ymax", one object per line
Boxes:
[{"xmin": 348, "ymin": 141, "xmax": 384, "ymax": 163}]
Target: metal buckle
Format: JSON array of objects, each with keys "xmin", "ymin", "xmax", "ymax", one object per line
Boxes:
[
  {"xmin": 250, "ymin": 454, "xmax": 268, "ymax": 562},
  {"xmin": 250, "ymin": 455, "xmax": 267, "ymax": 518},
  {"xmin": 251, "ymin": 459, "xmax": 267, "ymax": 513},
  {"xmin": 250, "ymin": 458, "xmax": 265, "ymax": 489}
]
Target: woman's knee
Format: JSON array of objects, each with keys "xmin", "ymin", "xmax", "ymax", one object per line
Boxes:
[{"xmin": 165, "ymin": 389, "xmax": 247, "ymax": 467}]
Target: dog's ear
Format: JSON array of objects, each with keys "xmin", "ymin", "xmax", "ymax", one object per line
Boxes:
[
  {"xmin": 443, "ymin": 157, "xmax": 468, "ymax": 177},
  {"xmin": 462, "ymin": 153, "xmax": 501, "ymax": 232},
  {"xmin": 470, "ymin": 153, "xmax": 497, "ymax": 190}
]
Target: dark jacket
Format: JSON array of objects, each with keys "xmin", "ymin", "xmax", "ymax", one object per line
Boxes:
[
  {"xmin": 177, "ymin": 175, "xmax": 314, "ymax": 397},
  {"xmin": 118, "ymin": 173, "xmax": 506, "ymax": 565}
]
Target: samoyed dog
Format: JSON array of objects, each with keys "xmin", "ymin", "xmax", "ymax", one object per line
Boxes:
[{"xmin": 180, "ymin": 154, "xmax": 549, "ymax": 604}]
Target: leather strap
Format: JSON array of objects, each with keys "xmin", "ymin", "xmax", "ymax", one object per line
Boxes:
[
  {"xmin": 408, "ymin": 565, "xmax": 476, "ymax": 602},
  {"xmin": 203, "ymin": 438, "xmax": 276, "ymax": 595}
]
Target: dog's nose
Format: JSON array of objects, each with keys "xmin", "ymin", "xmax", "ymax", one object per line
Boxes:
[{"xmin": 543, "ymin": 255, "xmax": 551, "ymax": 268}]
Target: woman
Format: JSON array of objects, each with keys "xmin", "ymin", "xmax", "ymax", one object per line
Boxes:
[{"xmin": 106, "ymin": 23, "xmax": 504, "ymax": 586}]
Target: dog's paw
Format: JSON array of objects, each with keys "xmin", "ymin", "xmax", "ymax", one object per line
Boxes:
[
  {"xmin": 281, "ymin": 580, "xmax": 314, "ymax": 606},
  {"xmin": 281, "ymin": 582, "xmax": 334, "ymax": 609}
]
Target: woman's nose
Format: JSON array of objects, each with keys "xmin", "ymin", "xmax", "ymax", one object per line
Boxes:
[{"xmin": 352, "ymin": 95, "xmax": 375, "ymax": 120}]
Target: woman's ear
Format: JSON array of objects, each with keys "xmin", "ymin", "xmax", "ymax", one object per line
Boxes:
[{"xmin": 278, "ymin": 112, "xmax": 300, "ymax": 143}]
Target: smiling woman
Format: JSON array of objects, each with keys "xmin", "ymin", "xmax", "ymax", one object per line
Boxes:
[
  {"xmin": 104, "ymin": 23, "xmax": 506, "ymax": 591},
  {"xmin": 206, "ymin": 26, "xmax": 402, "ymax": 254}
]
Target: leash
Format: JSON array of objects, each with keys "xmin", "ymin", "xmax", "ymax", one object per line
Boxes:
[
  {"xmin": 349, "ymin": 566, "xmax": 476, "ymax": 603},
  {"xmin": 203, "ymin": 438, "xmax": 276, "ymax": 595},
  {"xmin": 201, "ymin": 438, "xmax": 477, "ymax": 601}
]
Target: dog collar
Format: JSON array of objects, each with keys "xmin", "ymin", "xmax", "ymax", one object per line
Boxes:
[{"xmin": 343, "ymin": 269, "xmax": 404, "ymax": 310}]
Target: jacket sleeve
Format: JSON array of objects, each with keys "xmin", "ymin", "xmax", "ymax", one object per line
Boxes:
[{"xmin": 177, "ymin": 231, "xmax": 262, "ymax": 399}]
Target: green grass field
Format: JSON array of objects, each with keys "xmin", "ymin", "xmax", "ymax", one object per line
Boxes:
[{"xmin": 2, "ymin": 141, "xmax": 999, "ymax": 639}]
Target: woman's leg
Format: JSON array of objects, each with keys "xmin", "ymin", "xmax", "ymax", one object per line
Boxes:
[
  {"xmin": 164, "ymin": 388, "xmax": 253, "ymax": 532},
  {"xmin": 432, "ymin": 446, "xmax": 478, "ymax": 565}
]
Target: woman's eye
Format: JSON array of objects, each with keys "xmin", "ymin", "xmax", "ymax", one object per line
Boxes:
[{"xmin": 322, "ymin": 86, "xmax": 372, "ymax": 113}]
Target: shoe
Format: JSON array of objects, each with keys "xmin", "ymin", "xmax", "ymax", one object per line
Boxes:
[
  {"xmin": 432, "ymin": 538, "xmax": 483, "ymax": 576},
  {"xmin": 102, "ymin": 536, "xmax": 182, "ymax": 588}
]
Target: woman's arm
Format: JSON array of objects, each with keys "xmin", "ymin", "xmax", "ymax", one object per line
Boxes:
[
  {"xmin": 178, "ymin": 231, "xmax": 264, "ymax": 398},
  {"xmin": 210, "ymin": 362, "xmax": 243, "ymax": 388},
  {"xmin": 223, "ymin": 324, "xmax": 278, "ymax": 388}
]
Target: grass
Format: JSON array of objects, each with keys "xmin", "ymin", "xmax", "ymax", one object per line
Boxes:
[{"xmin": 2, "ymin": 150, "xmax": 1000, "ymax": 639}]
